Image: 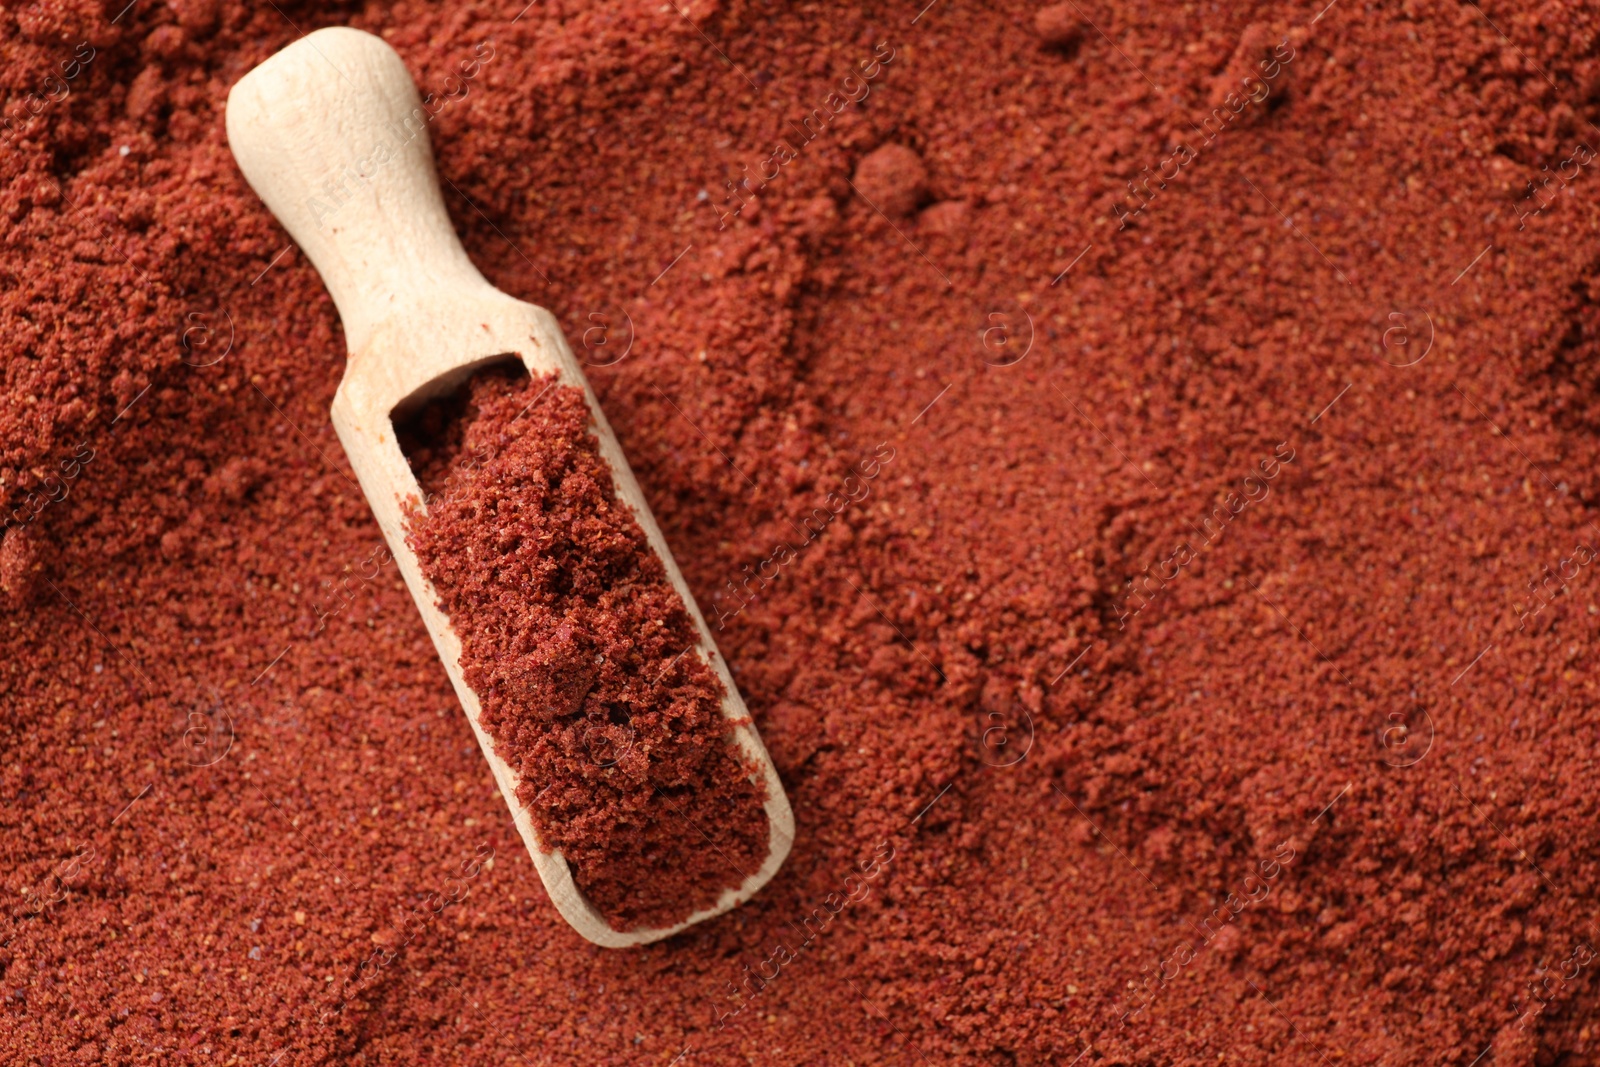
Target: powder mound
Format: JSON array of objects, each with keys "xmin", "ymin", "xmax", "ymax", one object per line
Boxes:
[
  {"xmin": 400, "ymin": 364, "xmax": 770, "ymax": 931},
  {"xmin": 853, "ymin": 143, "xmax": 928, "ymax": 217},
  {"xmin": 1033, "ymin": 4, "xmax": 1084, "ymax": 50}
]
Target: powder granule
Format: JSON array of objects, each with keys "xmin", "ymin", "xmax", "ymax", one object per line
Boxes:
[{"xmin": 399, "ymin": 364, "xmax": 769, "ymax": 931}]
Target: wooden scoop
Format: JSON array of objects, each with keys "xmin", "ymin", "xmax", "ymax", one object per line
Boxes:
[{"xmin": 225, "ymin": 26, "xmax": 793, "ymax": 947}]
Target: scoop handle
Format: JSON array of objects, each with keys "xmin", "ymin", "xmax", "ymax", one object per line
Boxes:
[{"xmin": 225, "ymin": 27, "xmax": 495, "ymax": 354}]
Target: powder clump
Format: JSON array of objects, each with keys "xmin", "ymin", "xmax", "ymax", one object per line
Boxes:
[
  {"xmin": 1033, "ymin": 4, "xmax": 1084, "ymax": 50},
  {"xmin": 852, "ymin": 143, "xmax": 928, "ymax": 217}
]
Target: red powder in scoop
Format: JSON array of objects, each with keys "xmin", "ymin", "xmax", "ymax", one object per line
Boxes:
[{"xmin": 397, "ymin": 364, "xmax": 769, "ymax": 931}]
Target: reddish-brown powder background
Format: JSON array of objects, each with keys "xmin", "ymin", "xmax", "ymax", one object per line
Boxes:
[{"xmin": 6, "ymin": 0, "xmax": 1600, "ymax": 1064}]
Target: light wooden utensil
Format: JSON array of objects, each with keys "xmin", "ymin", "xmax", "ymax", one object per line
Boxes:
[{"xmin": 225, "ymin": 26, "xmax": 793, "ymax": 948}]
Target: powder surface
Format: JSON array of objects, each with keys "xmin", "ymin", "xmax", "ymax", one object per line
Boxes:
[
  {"xmin": 397, "ymin": 364, "xmax": 769, "ymax": 931},
  {"xmin": 7, "ymin": 0, "xmax": 1600, "ymax": 1065}
]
